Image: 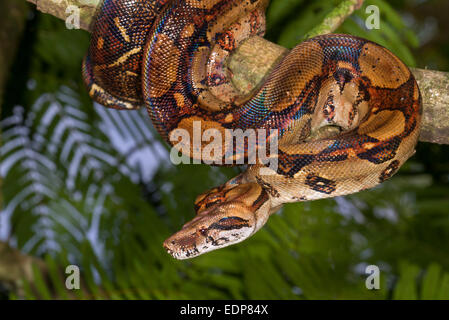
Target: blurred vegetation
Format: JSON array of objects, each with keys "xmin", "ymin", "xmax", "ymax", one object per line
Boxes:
[{"xmin": 1, "ymin": 0, "xmax": 449, "ymax": 300}]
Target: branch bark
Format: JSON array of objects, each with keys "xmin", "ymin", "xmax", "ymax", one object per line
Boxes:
[
  {"xmin": 0, "ymin": 241, "xmax": 98, "ymax": 299},
  {"xmin": 26, "ymin": 0, "xmax": 449, "ymax": 145},
  {"xmin": 27, "ymin": 0, "xmax": 100, "ymax": 31},
  {"xmin": 0, "ymin": 241, "xmax": 47, "ymax": 298},
  {"xmin": 303, "ymin": 0, "xmax": 364, "ymax": 39},
  {"xmin": 228, "ymin": 37, "xmax": 449, "ymax": 145}
]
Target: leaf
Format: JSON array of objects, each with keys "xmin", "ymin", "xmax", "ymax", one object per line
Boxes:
[{"xmin": 421, "ymin": 263, "xmax": 442, "ymax": 299}]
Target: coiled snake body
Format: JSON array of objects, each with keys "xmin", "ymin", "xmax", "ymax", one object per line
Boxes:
[{"xmin": 83, "ymin": 0, "xmax": 422, "ymax": 259}]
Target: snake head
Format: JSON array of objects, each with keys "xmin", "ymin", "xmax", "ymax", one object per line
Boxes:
[{"xmin": 163, "ymin": 183, "xmax": 271, "ymax": 260}]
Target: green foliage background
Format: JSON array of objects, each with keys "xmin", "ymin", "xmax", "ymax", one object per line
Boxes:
[{"xmin": 1, "ymin": 0, "xmax": 449, "ymax": 299}]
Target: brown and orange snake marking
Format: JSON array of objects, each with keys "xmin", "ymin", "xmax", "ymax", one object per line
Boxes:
[{"xmin": 83, "ymin": 0, "xmax": 422, "ymax": 259}]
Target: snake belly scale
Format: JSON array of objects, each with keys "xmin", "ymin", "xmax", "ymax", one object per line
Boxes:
[{"xmin": 83, "ymin": 0, "xmax": 422, "ymax": 259}]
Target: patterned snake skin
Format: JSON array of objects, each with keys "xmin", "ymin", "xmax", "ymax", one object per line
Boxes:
[{"xmin": 83, "ymin": 0, "xmax": 422, "ymax": 259}]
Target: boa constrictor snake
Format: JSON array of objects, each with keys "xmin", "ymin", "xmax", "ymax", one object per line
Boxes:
[{"xmin": 83, "ymin": 0, "xmax": 422, "ymax": 259}]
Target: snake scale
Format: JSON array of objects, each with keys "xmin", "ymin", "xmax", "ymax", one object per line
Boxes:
[{"xmin": 83, "ymin": 0, "xmax": 422, "ymax": 259}]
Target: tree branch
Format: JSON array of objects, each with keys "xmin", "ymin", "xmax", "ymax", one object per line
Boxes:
[
  {"xmin": 27, "ymin": 0, "xmax": 449, "ymax": 144},
  {"xmin": 0, "ymin": 241, "xmax": 47, "ymax": 298},
  {"xmin": 304, "ymin": 0, "xmax": 364, "ymax": 39},
  {"xmin": 27, "ymin": 0, "xmax": 100, "ymax": 31},
  {"xmin": 228, "ymin": 37, "xmax": 449, "ymax": 145}
]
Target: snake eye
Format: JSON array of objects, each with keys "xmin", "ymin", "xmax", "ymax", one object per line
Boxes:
[{"xmin": 198, "ymin": 227, "xmax": 208, "ymax": 236}]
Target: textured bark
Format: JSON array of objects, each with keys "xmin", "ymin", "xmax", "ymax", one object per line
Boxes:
[
  {"xmin": 0, "ymin": 241, "xmax": 108, "ymax": 299},
  {"xmin": 0, "ymin": 242, "xmax": 47, "ymax": 298},
  {"xmin": 26, "ymin": 0, "xmax": 100, "ymax": 31},
  {"xmin": 228, "ymin": 37, "xmax": 449, "ymax": 145},
  {"xmin": 410, "ymin": 68, "xmax": 449, "ymax": 144},
  {"xmin": 26, "ymin": 0, "xmax": 449, "ymax": 145},
  {"xmin": 303, "ymin": 0, "xmax": 364, "ymax": 39}
]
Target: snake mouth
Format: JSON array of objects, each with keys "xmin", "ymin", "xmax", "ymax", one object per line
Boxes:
[
  {"xmin": 163, "ymin": 226, "xmax": 253, "ymax": 260},
  {"xmin": 163, "ymin": 213, "xmax": 256, "ymax": 260},
  {"xmin": 163, "ymin": 232, "xmax": 202, "ymax": 260}
]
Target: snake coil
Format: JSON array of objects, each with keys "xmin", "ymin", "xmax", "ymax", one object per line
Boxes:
[{"xmin": 83, "ymin": 0, "xmax": 422, "ymax": 259}]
